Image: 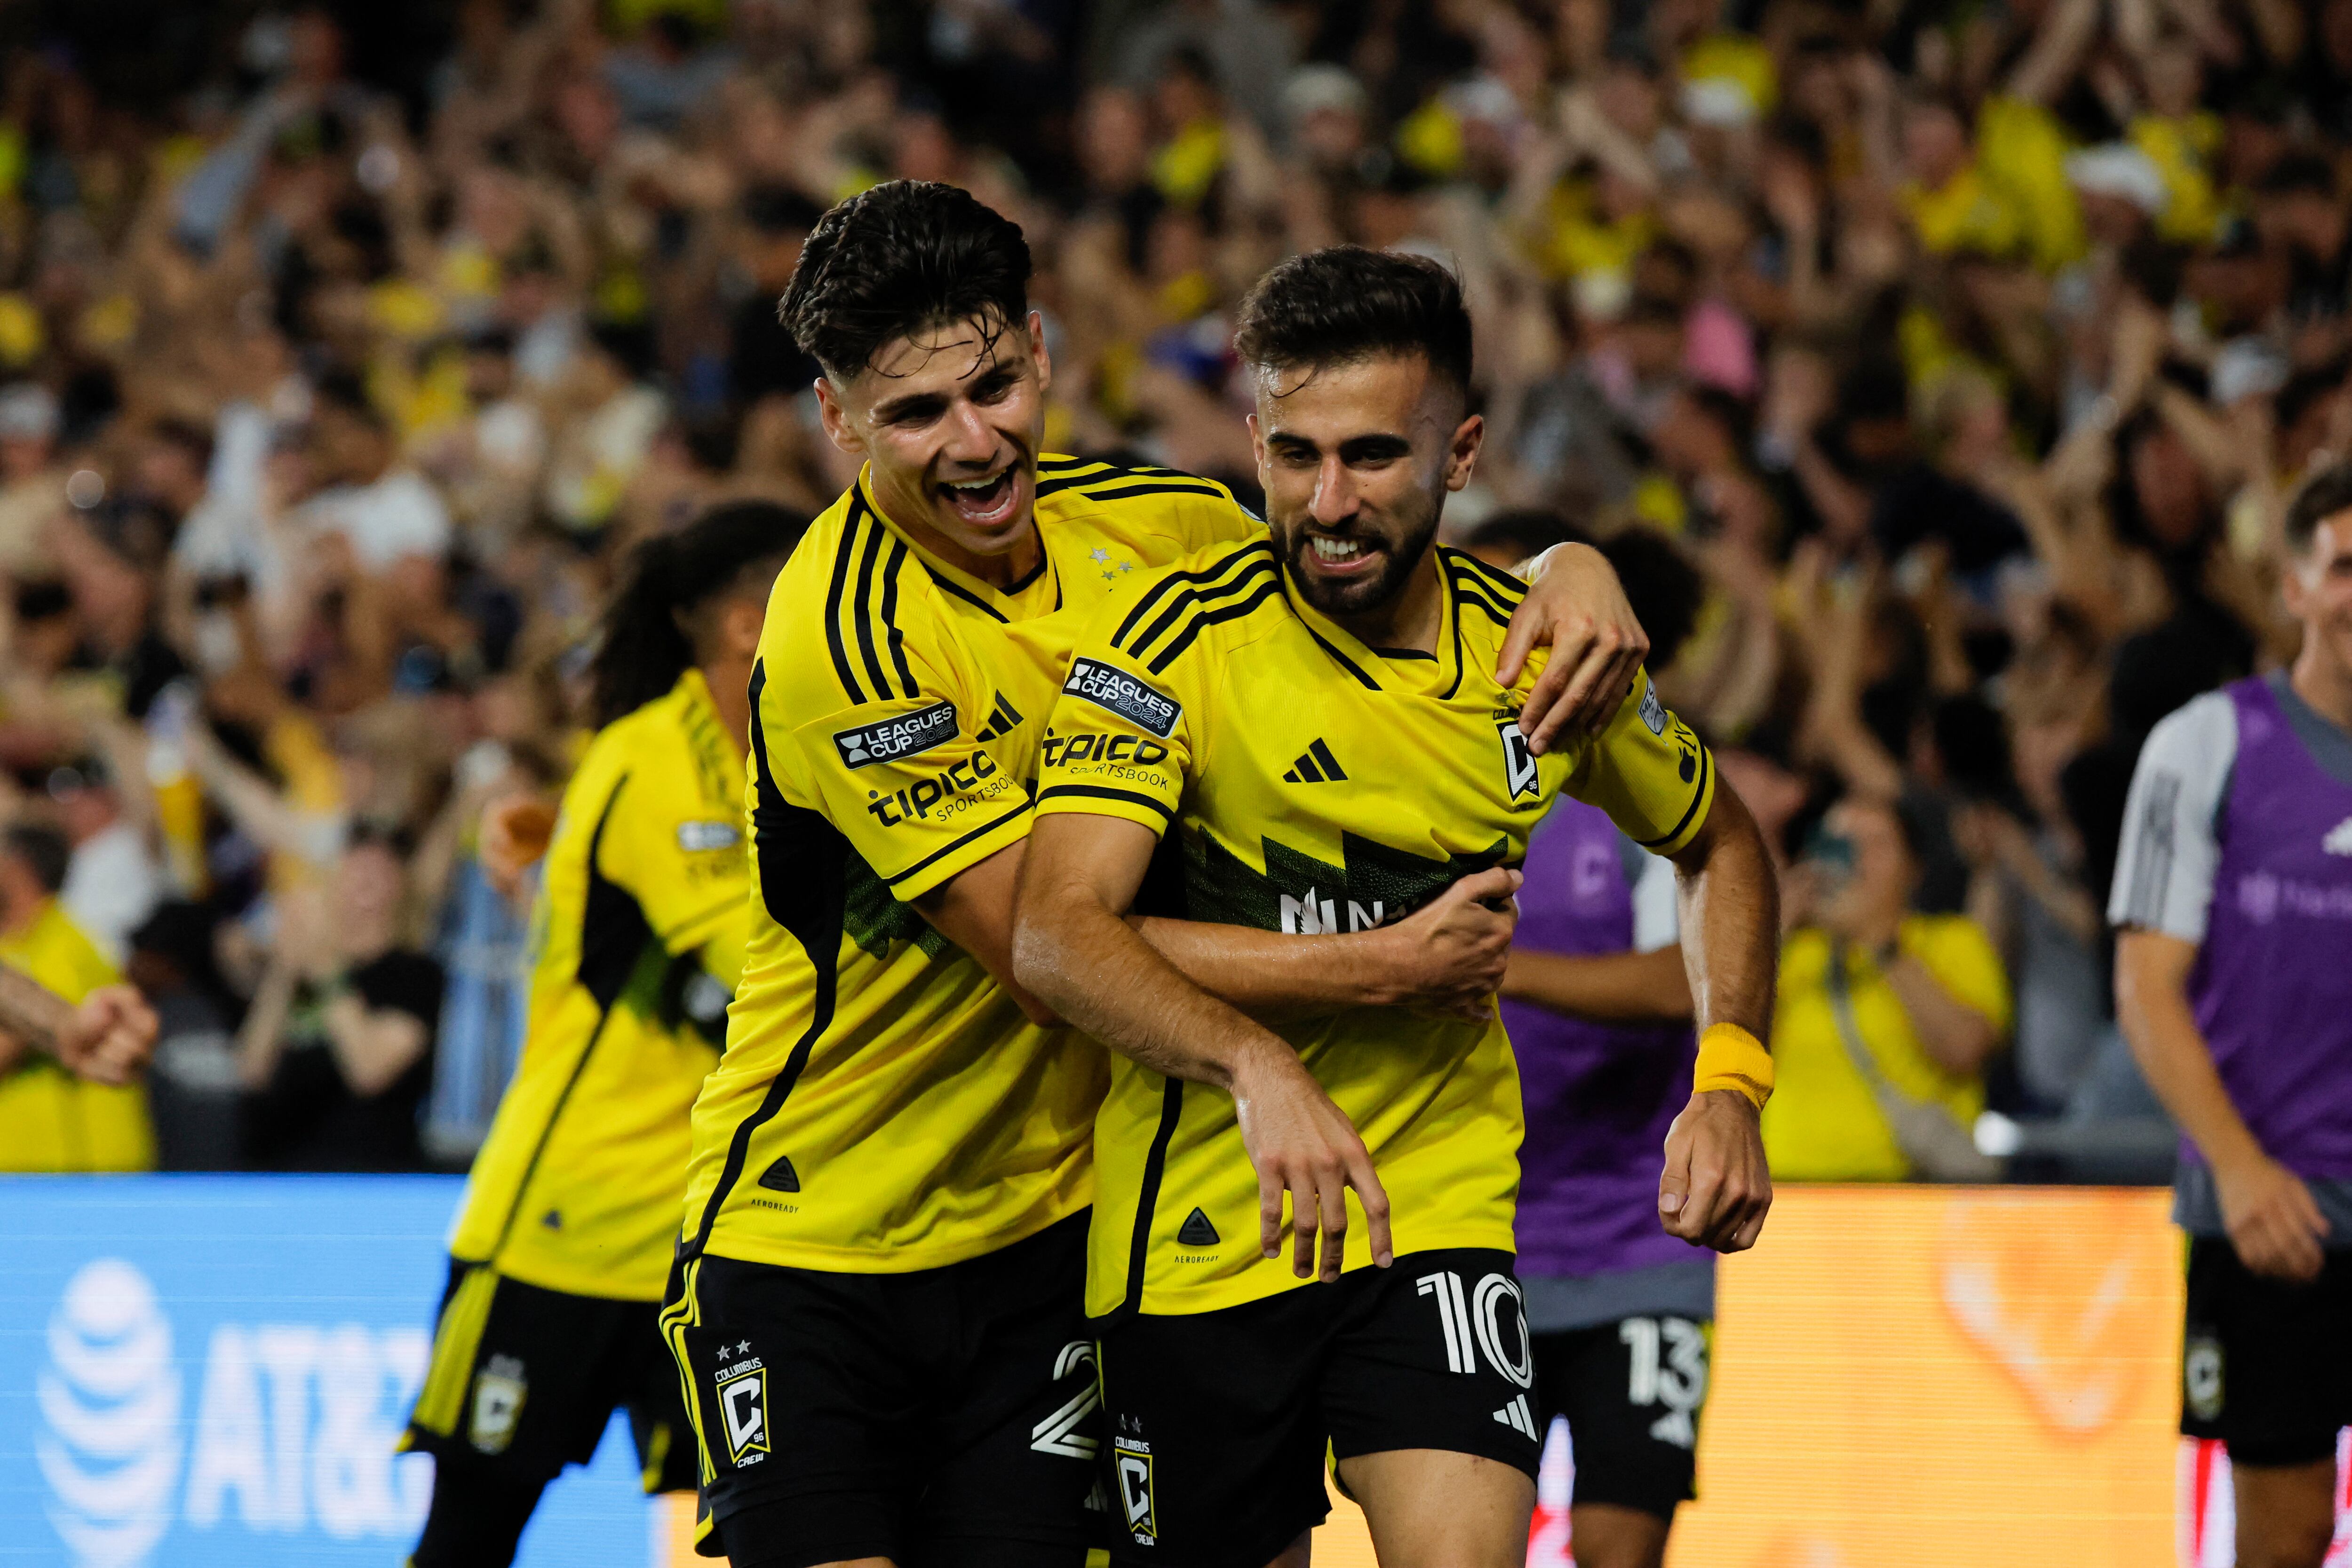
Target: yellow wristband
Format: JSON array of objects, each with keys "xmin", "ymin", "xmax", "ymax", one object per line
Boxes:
[{"xmin": 1692, "ymin": 1022, "xmax": 1773, "ymax": 1111}]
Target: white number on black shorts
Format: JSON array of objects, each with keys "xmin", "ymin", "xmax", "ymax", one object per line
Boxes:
[
  {"xmin": 1619, "ymin": 1316, "xmax": 1708, "ymax": 1450},
  {"xmin": 1417, "ymin": 1270, "xmax": 1532, "ymax": 1388},
  {"xmin": 1030, "ymin": 1340, "xmax": 1101, "ymax": 1460}
]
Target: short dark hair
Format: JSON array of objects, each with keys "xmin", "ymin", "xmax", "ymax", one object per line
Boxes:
[
  {"xmin": 4, "ymin": 821, "xmax": 70, "ymax": 894},
  {"xmin": 780, "ymin": 181, "xmax": 1033, "ymax": 380},
  {"xmin": 1233, "ymin": 246, "xmax": 1473, "ymax": 399},
  {"xmin": 2285, "ymin": 459, "xmax": 2352, "ymax": 555}
]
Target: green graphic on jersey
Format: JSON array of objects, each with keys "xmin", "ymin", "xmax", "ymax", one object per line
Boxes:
[
  {"xmin": 1184, "ymin": 829, "xmax": 1510, "ymax": 934},
  {"xmin": 842, "ymin": 854, "xmax": 951, "ymax": 959}
]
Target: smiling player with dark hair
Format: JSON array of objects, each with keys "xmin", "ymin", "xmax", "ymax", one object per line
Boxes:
[
  {"xmin": 1009, "ymin": 246, "xmax": 1781, "ymax": 1568},
  {"xmin": 660, "ymin": 184, "xmax": 1661, "ymax": 1568}
]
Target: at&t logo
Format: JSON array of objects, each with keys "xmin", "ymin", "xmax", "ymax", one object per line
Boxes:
[{"xmin": 36, "ymin": 1260, "xmax": 181, "ymax": 1568}]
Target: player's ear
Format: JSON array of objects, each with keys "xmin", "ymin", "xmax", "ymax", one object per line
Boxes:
[
  {"xmin": 1444, "ymin": 410, "xmax": 1484, "ymax": 492},
  {"xmin": 812, "ymin": 374, "xmax": 865, "ymax": 458},
  {"xmin": 1026, "ymin": 309, "xmax": 1051, "ymax": 396}
]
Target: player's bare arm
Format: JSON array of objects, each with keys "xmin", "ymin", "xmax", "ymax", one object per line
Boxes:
[
  {"xmin": 1012, "ymin": 810, "xmax": 1396, "ymax": 1283},
  {"xmin": 2117, "ymin": 927, "xmax": 2328, "ymax": 1283},
  {"xmin": 0, "ymin": 965, "xmax": 157, "ymax": 1086},
  {"xmin": 1658, "ymin": 782, "xmax": 1780, "ymax": 1254}
]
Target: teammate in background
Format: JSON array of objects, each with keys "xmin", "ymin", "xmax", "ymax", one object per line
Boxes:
[
  {"xmin": 1012, "ymin": 249, "xmax": 1780, "ymax": 1568},
  {"xmin": 663, "ymin": 182, "xmax": 1651, "ymax": 1568},
  {"xmin": 403, "ymin": 503, "xmax": 802, "ymax": 1568},
  {"xmin": 2113, "ymin": 463, "xmax": 2352, "ymax": 1568},
  {"xmin": 1492, "ymin": 534, "xmax": 1715, "ymax": 1568}
]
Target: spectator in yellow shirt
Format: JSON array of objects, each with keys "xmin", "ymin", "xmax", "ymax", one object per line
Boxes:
[
  {"xmin": 0, "ymin": 821, "xmax": 156, "ymax": 1171},
  {"xmin": 1764, "ymin": 796, "xmax": 2013, "ymax": 1181}
]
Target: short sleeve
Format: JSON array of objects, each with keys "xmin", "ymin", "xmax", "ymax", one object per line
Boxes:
[
  {"xmin": 1907, "ymin": 916, "xmax": 2014, "ymax": 1036},
  {"xmin": 1567, "ymin": 669, "xmax": 1715, "ymax": 857},
  {"xmin": 2107, "ymin": 691, "xmax": 2235, "ymax": 943},
  {"xmin": 601, "ymin": 764, "xmax": 751, "ymax": 983},
  {"xmin": 771, "ymin": 639, "xmax": 1031, "ymax": 904},
  {"xmin": 1033, "ymin": 642, "xmax": 1197, "ymax": 838}
]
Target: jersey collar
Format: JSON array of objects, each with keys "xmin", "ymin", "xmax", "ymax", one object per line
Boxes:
[
  {"xmin": 1280, "ymin": 553, "xmax": 1465, "ymax": 700},
  {"xmin": 856, "ymin": 469, "xmax": 1064, "ymax": 624}
]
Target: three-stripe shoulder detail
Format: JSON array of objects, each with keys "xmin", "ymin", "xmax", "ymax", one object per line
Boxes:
[
  {"xmin": 1035, "ymin": 455, "xmax": 1229, "ymax": 503},
  {"xmin": 823, "ymin": 494, "xmax": 921, "ymax": 705},
  {"xmin": 1442, "ymin": 547, "xmax": 1526, "ymax": 629},
  {"xmin": 1110, "ymin": 540, "xmax": 1279, "ymax": 673}
]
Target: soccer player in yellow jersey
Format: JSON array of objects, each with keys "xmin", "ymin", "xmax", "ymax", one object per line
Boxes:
[
  {"xmin": 662, "ymin": 182, "xmax": 1653, "ymax": 1568},
  {"xmin": 402, "ymin": 503, "xmax": 803, "ymax": 1568},
  {"xmin": 1014, "ymin": 248, "xmax": 1782, "ymax": 1568}
]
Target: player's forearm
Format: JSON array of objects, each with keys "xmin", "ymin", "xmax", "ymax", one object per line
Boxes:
[
  {"xmin": 1671, "ymin": 792, "xmax": 1779, "ymax": 1039},
  {"xmin": 1133, "ymin": 917, "xmax": 1410, "ymax": 1019},
  {"xmin": 1499, "ymin": 945, "xmax": 1692, "ymax": 1024},
  {"xmin": 0, "ymin": 961, "xmax": 75, "ymax": 1063},
  {"xmin": 1017, "ymin": 895, "xmax": 1294, "ymax": 1090},
  {"xmin": 2116, "ymin": 934, "xmax": 2265, "ymax": 1173}
]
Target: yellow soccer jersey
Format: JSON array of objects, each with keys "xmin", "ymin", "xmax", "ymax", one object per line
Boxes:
[
  {"xmin": 448, "ymin": 669, "xmax": 749, "ymax": 1300},
  {"xmin": 681, "ymin": 457, "xmax": 1260, "ymax": 1274},
  {"xmin": 1034, "ymin": 541, "xmax": 1715, "ymax": 1316},
  {"xmin": 0, "ymin": 901, "xmax": 153, "ymax": 1172}
]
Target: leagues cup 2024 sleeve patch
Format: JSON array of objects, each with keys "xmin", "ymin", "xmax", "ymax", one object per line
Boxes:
[
  {"xmin": 1062, "ymin": 658, "xmax": 1181, "ymax": 737},
  {"xmin": 832, "ymin": 700, "xmax": 958, "ymax": 768}
]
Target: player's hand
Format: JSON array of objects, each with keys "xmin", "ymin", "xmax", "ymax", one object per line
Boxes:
[
  {"xmin": 1232, "ymin": 1045, "xmax": 1393, "ymax": 1283},
  {"xmin": 480, "ymin": 793, "xmax": 558, "ymax": 896},
  {"xmin": 1659, "ymin": 1088, "xmax": 1772, "ymax": 1252},
  {"xmin": 1370, "ymin": 867, "xmax": 1522, "ymax": 1022},
  {"xmin": 2215, "ymin": 1152, "xmax": 2328, "ymax": 1283},
  {"xmin": 1495, "ymin": 542, "xmax": 1648, "ymax": 756},
  {"xmin": 54, "ymin": 985, "xmax": 159, "ymax": 1087}
]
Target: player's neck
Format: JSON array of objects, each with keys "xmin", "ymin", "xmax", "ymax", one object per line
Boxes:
[
  {"xmin": 701, "ymin": 657, "xmax": 754, "ymax": 759},
  {"xmin": 1325, "ymin": 549, "xmax": 1446, "ymax": 655},
  {"xmin": 2289, "ymin": 638, "xmax": 2352, "ymax": 738}
]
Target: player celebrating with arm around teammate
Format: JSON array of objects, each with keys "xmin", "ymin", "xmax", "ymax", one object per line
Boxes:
[
  {"xmin": 402, "ymin": 503, "xmax": 802, "ymax": 1568},
  {"xmin": 2113, "ymin": 463, "xmax": 2352, "ymax": 1568},
  {"xmin": 663, "ymin": 182, "xmax": 1660, "ymax": 1568},
  {"xmin": 1011, "ymin": 248, "xmax": 1781, "ymax": 1568}
]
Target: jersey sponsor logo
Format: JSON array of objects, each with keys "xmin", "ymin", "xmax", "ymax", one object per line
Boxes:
[
  {"xmin": 1113, "ymin": 1436, "xmax": 1157, "ymax": 1542},
  {"xmin": 2327, "ymin": 816, "xmax": 2352, "ymax": 855},
  {"xmin": 1043, "ymin": 731, "xmax": 1171, "ymax": 769},
  {"xmin": 1639, "ymin": 681, "xmax": 1669, "ymax": 736},
  {"xmin": 467, "ymin": 1354, "xmax": 527, "ymax": 1455},
  {"xmin": 865, "ymin": 750, "xmax": 1009, "ymax": 826},
  {"xmin": 1064, "ymin": 657, "xmax": 1182, "ymax": 737},
  {"xmin": 1281, "ymin": 738, "xmax": 1348, "ymax": 784},
  {"xmin": 1498, "ymin": 721, "xmax": 1541, "ymax": 804},
  {"xmin": 1278, "ymin": 885, "xmax": 1398, "ymax": 935},
  {"xmin": 832, "ymin": 699, "xmax": 959, "ymax": 769},
  {"xmin": 715, "ymin": 1361, "xmax": 769, "ymax": 1466},
  {"xmin": 1030, "ymin": 1341, "xmax": 1102, "ymax": 1460},
  {"xmin": 676, "ymin": 819, "xmax": 741, "ymax": 852}
]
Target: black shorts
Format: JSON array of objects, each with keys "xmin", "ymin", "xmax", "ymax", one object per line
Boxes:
[
  {"xmin": 1530, "ymin": 1315, "xmax": 1710, "ymax": 1520},
  {"xmin": 664, "ymin": 1212, "xmax": 1104, "ymax": 1568},
  {"xmin": 1095, "ymin": 1248, "xmax": 1541, "ymax": 1568},
  {"xmin": 2181, "ymin": 1237, "xmax": 2352, "ymax": 1467},
  {"xmin": 401, "ymin": 1260, "xmax": 696, "ymax": 1493}
]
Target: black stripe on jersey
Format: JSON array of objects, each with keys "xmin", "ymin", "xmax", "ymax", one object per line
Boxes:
[
  {"xmin": 1058, "ymin": 480, "xmax": 1229, "ymax": 504},
  {"xmin": 1446, "ymin": 565, "xmax": 1518, "ymax": 630},
  {"xmin": 930, "ymin": 574, "xmax": 1010, "ymax": 623},
  {"xmin": 878, "ymin": 537, "xmax": 917, "ymax": 696},
  {"xmin": 878, "ymin": 797, "xmax": 1032, "ymax": 887},
  {"xmin": 917, "ymin": 547, "xmax": 1060, "ymax": 622},
  {"xmin": 1111, "ymin": 541, "xmax": 1274, "ymax": 652},
  {"xmin": 685, "ymin": 661, "xmax": 849, "ymax": 1260},
  {"xmin": 825, "ymin": 507, "xmax": 868, "ymax": 704},
  {"xmin": 1036, "ymin": 783, "xmax": 1175, "ymax": 822},
  {"xmin": 1298, "ymin": 622, "xmax": 1380, "ymax": 690},
  {"xmin": 1145, "ymin": 575, "xmax": 1284, "ymax": 674},
  {"xmin": 1445, "ymin": 546, "xmax": 1531, "ymax": 601},
  {"xmin": 1636, "ymin": 742, "xmax": 1714, "ymax": 852},
  {"xmin": 850, "ymin": 510, "xmax": 902, "ymax": 699},
  {"xmin": 1112, "ymin": 1077, "xmax": 1187, "ymax": 1322}
]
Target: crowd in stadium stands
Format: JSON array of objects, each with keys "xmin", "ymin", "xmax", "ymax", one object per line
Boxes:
[{"xmin": 0, "ymin": 0, "xmax": 2333, "ymax": 1180}]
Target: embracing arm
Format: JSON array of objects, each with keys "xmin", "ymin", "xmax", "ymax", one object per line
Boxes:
[
  {"xmin": 0, "ymin": 968, "xmax": 159, "ymax": 1085},
  {"xmin": 1501, "ymin": 945, "xmax": 1693, "ymax": 1024},
  {"xmin": 1012, "ymin": 811, "xmax": 1393, "ymax": 1282}
]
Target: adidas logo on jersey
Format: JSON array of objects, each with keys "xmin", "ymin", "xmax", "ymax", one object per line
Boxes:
[
  {"xmin": 1176, "ymin": 1207, "xmax": 1220, "ymax": 1248},
  {"xmin": 1492, "ymin": 1394, "xmax": 1538, "ymax": 1439},
  {"xmin": 757, "ymin": 1156, "xmax": 800, "ymax": 1193},
  {"xmin": 1282, "ymin": 739, "xmax": 1348, "ymax": 784},
  {"xmin": 973, "ymin": 691, "xmax": 1025, "ymax": 743},
  {"xmin": 2326, "ymin": 816, "xmax": 2352, "ymax": 855}
]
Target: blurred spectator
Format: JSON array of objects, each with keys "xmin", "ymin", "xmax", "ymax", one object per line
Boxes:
[
  {"xmin": 1764, "ymin": 796, "xmax": 2014, "ymax": 1181},
  {"xmin": 235, "ymin": 826, "xmax": 444, "ymax": 1171},
  {"xmin": 0, "ymin": 820, "xmax": 154, "ymax": 1170}
]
